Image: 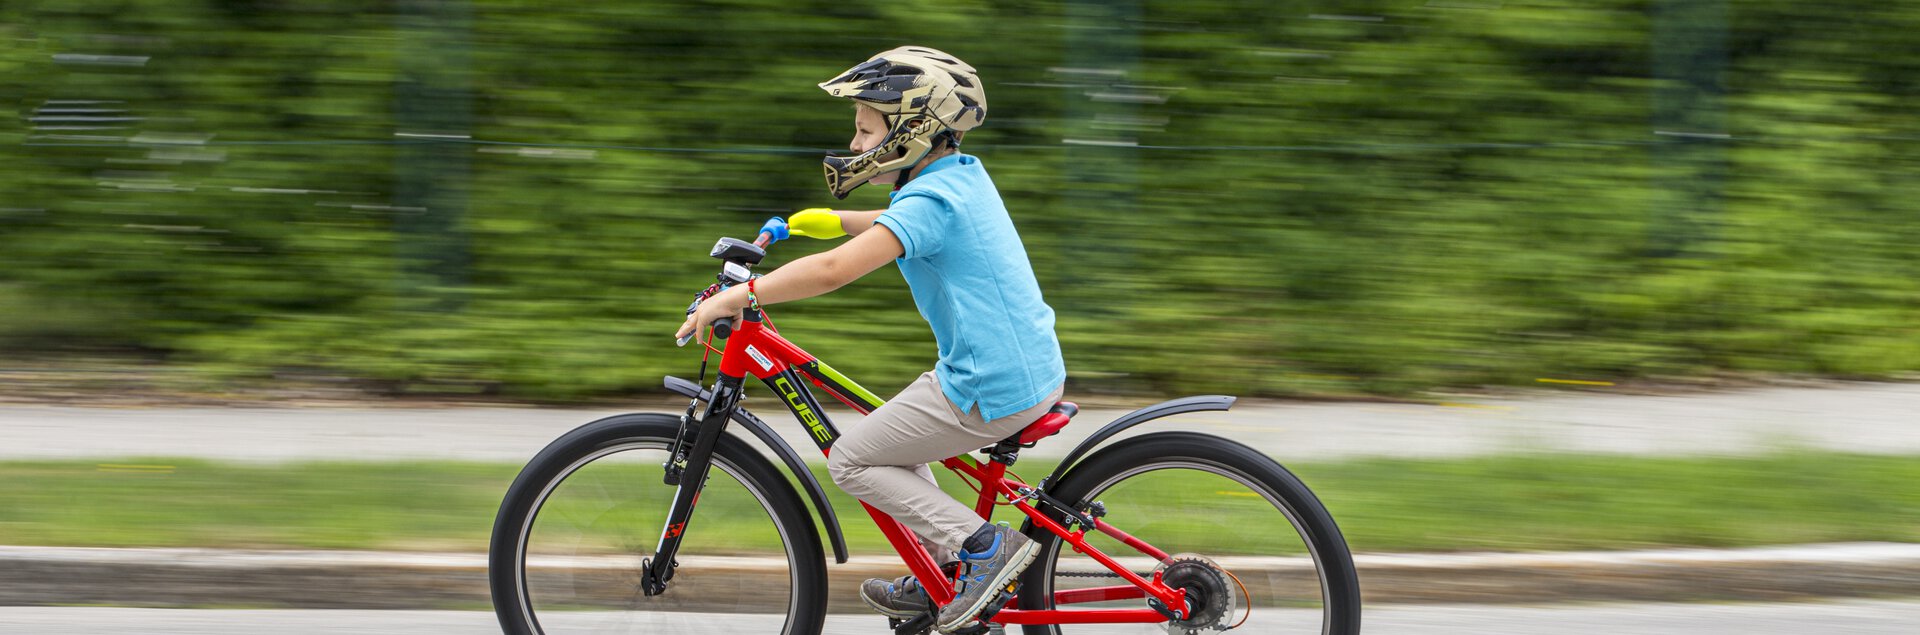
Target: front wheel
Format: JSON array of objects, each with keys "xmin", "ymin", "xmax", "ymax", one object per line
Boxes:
[
  {"xmin": 488, "ymin": 413, "xmax": 828, "ymax": 635},
  {"xmin": 1018, "ymin": 431, "xmax": 1361, "ymax": 635}
]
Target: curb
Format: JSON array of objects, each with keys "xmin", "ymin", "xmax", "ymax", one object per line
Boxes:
[{"xmin": 3, "ymin": 543, "xmax": 1918, "ymax": 610}]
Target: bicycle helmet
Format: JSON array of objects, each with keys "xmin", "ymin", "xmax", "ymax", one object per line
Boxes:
[{"xmin": 818, "ymin": 46, "xmax": 987, "ymax": 198}]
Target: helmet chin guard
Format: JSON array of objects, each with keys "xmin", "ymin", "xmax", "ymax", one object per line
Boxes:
[{"xmin": 821, "ymin": 118, "xmax": 942, "ymax": 199}]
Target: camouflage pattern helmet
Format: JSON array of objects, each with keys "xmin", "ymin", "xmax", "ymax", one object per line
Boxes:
[{"xmin": 818, "ymin": 46, "xmax": 987, "ymax": 198}]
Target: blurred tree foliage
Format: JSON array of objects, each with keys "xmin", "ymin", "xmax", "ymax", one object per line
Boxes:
[{"xmin": 2, "ymin": 0, "xmax": 1916, "ymax": 399}]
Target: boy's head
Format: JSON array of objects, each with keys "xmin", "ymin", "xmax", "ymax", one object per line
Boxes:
[{"xmin": 818, "ymin": 46, "xmax": 987, "ymax": 198}]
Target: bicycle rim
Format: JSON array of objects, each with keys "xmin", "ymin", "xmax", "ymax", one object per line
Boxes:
[
  {"xmin": 510, "ymin": 439, "xmax": 803, "ymax": 634},
  {"xmin": 1033, "ymin": 459, "xmax": 1334, "ymax": 635}
]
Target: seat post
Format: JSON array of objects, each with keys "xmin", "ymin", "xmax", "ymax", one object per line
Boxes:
[{"xmin": 985, "ymin": 439, "xmax": 1021, "ymax": 466}]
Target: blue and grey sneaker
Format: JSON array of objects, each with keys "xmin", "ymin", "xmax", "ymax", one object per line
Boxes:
[
  {"xmin": 862, "ymin": 561, "xmax": 961, "ymax": 619},
  {"xmin": 936, "ymin": 523, "xmax": 1038, "ymax": 633},
  {"xmin": 861, "ymin": 573, "xmax": 930, "ymax": 618}
]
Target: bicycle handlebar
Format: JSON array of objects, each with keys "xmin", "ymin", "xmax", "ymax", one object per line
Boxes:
[
  {"xmin": 756, "ymin": 216, "xmax": 788, "ymax": 247},
  {"xmin": 676, "ymin": 217, "xmax": 791, "ymax": 347}
]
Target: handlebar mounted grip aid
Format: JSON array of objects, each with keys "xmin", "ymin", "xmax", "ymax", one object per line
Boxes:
[{"xmin": 788, "ymin": 208, "xmax": 846, "ymax": 239}]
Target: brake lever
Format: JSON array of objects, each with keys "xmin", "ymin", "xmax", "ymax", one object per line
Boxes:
[
  {"xmin": 677, "ymin": 291, "xmax": 709, "ymax": 348},
  {"xmin": 677, "ymin": 281, "xmax": 737, "ymax": 347}
]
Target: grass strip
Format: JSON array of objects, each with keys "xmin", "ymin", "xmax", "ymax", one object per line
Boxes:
[{"xmin": 0, "ymin": 452, "xmax": 1913, "ymax": 554}]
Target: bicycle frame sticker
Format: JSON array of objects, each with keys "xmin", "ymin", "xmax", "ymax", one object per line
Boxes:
[
  {"xmin": 797, "ymin": 359, "xmax": 884, "ymax": 413},
  {"xmin": 769, "ymin": 372, "xmax": 835, "ymax": 448},
  {"xmin": 745, "ymin": 345, "xmax": 774, "ymax": 372}
]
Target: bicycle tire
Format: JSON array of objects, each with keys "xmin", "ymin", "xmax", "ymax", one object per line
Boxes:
[
  {"xmin": 1016, "ymin": 431, "xmax": 1361, "ymax": 635},
  {"xmin": 489, "ymin": 413, "xmax": 828, "ymax": 635}
]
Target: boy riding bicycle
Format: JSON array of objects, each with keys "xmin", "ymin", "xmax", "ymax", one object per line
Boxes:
[{"xmin": 674, "ymin": 46, "xmax": 1065, "ymax": 633}]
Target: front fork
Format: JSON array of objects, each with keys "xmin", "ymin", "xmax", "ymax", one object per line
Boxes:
[{"xmin": 640, "ymin": 373, "xmax": 744, "ymax": 596}]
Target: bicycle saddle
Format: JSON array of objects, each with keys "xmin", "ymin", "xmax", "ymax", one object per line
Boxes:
[{"xmin": 1014, "ymin": 401, "xmax": 1078, "ymax": 446}]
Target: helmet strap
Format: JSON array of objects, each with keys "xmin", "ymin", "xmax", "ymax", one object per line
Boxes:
[
  {"xmin": 896, "ymin": 162, "xmax": 918, "ymax": 190},
  {"xmin": 896, "ymin": 132, "xmax": 962, "ymax": 190}
]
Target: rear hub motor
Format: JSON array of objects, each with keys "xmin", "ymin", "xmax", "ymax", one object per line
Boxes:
[{"xmin": 1151, "ymin": 554, "xmax": 1240, "ymax": 634}]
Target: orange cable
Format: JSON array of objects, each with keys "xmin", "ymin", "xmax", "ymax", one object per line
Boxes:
[{"xmin": 1222, "ymin": 565, "xmax": 1252, "ymax": 630}]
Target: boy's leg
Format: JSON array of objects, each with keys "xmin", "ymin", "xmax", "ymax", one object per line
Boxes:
[
  {"xmin": 833, "ymin": 372, "xmax": 1064, "ymax": 623},
  {"xmin": 907, "ymin": 462, "xmax": 958, "ymax": 566},
  {"xmin": 828, "ymin": 371, "xmax": 1060, "ymax": 552}
]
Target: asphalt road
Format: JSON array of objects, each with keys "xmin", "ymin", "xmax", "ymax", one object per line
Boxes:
[
  {"xmin": 3, "ymin": 601, "xmax": 1916, "ymax": 634},
  {"xmin": 1, "ymin": 381, "xmax": 1916, "ymax": 463}
]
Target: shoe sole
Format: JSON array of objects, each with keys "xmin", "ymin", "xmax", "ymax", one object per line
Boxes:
[
  {"xmin": 935, "ymin": 539, "xmax": 1041, "ymax": 633},
  {"xmin": 860, "ymin": 590, "xmax": 924, "ymax": 620}
]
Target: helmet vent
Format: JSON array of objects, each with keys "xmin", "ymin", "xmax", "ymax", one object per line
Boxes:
[{"xmin": 948, "ymin": 72, "xmax": 974, "ymax": 88}]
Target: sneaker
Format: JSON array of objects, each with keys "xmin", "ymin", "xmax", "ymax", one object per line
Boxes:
[
  {"xmin": 861, "ymin": 561, "xmax": 959, "ymax": 619},
  {"xmin": 936, "ymin": 523, "xmax": 1039, "ymax": 633},
  {"xmin": 861, "ymin": 573, "xmax": 930, "ymax": 618}
]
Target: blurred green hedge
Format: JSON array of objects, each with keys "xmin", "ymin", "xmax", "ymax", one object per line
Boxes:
[{"xmin": 3, "ymin": 1, "xmax": 1917, "ymax": 399}]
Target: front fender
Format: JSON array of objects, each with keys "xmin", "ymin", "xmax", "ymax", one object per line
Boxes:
[
  {"xmin": 1039, "ymin": 395, "xmax": 1237, "ymax": 490},
  {"xmin": 665, "ymin": 376, "xmax": 850, "ymax": 564}
]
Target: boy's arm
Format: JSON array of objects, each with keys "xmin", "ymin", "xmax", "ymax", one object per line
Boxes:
[
  {"xmin": 674, "ymin": 225, "xmax": 903, "ymax": 344},
  {"xmin": 836, "ymin": 209, "xmax": 885, "ymax": 236},
  {"xmin": 752, "ymin": 224, "xmax": 902, "ymax": 303}
]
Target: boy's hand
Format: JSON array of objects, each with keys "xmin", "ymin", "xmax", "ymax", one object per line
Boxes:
[{"xmin": 675, "ymin": 286, "xmax": 749, "ymax": 347}]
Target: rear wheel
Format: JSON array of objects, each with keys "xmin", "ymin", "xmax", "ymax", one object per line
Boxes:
[
  {"xmin": 489, "ymin": 413, "xmax": 827, "ymax": 635},
  {"xmin": 1017, "ymin": 431, "xmax": 1360, "ymax": 635}
]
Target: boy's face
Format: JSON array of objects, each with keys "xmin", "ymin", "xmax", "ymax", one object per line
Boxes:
[{"xmin": 850, "ymin": 105, "xmax": 900, "ymax": 186}]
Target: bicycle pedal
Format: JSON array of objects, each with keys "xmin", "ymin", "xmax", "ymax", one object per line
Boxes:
[
  {"xmin": 891, "ymin": 611, "xmax": 933, "ymax": 635},
  {"xmin": 974, "ymin": 589, "xmax": 1014, "ymax": 623}
]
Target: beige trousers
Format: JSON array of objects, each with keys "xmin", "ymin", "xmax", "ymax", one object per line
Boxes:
[{"xmin": 827, "ymin": 371, "xmax": 1064, "ymax": 556}]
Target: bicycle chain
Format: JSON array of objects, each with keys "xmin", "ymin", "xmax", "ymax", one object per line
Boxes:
[{"xmin": 1055, "ymin": 570, "xmax": 1141, "ymax": 578}]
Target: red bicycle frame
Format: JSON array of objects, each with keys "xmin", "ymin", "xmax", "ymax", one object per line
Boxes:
[{"xmin": 702, "ymin": 307, "xmax": 1192, "ymax": 626}]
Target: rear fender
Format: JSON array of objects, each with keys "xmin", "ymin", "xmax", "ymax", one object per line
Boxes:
[{"xmin": 1038, "ymin": 395, "xmax": 1237, "ymax": 490}]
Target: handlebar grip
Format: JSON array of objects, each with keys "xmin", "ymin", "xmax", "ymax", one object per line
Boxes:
[
  {"xmin": 757, "ymin": 217, "xmax": 789, "ymax": 246},
  {"xmin": 711, "ymin": 317, "xmax": 735, "ymax": 339}
]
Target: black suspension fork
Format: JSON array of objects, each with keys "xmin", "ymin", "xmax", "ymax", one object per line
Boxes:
[{"xmin": 640, "ymin": 371, "xmax": 744, "ymax": 596}]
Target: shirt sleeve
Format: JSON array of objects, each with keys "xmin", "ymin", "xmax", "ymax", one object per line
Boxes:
[{"xmin": 875, "ymin": 194, "xmax": 949, "ymax": 260}]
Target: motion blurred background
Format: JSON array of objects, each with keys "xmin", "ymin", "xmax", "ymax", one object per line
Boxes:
[
  {"xmin": 3, "ymin": 1, "xmax": 1919, "ymax": 632},
  {"xmin": 7, "ymin": 0, "xmax": 1917, "ymax": 399}
]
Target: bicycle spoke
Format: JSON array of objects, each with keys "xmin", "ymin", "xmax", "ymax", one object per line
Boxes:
[
  {"xmin": 1037, "ymin": 461, "xmax": 1332, "ymax": 634},
  {"xmin": 517, "ymin": 440, "xmax": 801, "ymax": 633}
]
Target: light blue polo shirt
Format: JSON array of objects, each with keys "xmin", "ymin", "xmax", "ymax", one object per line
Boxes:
[{"xmin": 873, "ymin": 153, "xmax": 1067, "ymax": 422}]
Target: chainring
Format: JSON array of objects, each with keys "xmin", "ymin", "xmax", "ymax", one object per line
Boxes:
[{"xmin": 1150, "ymin": 554, "xmax": 1240, "ymax": 634}]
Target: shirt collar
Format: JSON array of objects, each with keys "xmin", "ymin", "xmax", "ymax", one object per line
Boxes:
[
  {"xmin": 917, "ymin": 152, "xmax": 969, "ymax": 177},
  {"xmin": 889, "ymin": 153, "xmax": 970, "ymax": 201}
]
